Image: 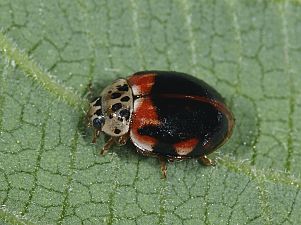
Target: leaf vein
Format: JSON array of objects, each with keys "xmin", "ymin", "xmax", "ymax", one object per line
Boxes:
[{"xmin": 0, "ymin": 32, "xmax": 88, "ymax": 111}]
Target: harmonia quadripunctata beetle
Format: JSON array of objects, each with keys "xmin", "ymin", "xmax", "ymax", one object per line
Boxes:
[{"xmin": 88, "ymin": 71, "xmax": 234, "ymax": 177}]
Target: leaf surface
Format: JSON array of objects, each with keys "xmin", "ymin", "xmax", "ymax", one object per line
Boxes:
[{"xmin": 0, "ymin": 0, "xmax": 301, "ymax": 224}]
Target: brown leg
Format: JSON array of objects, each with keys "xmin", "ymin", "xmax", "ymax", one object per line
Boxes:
[
  {"xmin": 92, "ymin": 130, "xmax": 101, "ymax": 144},
  {"xmin": 159, "ymin": 157, "xmax": 167, "ymax": 179},
  {"xmin": 100, "ymin": 137, "xmax": 114, "ymax": 155},
  {"xmin": 199, "ymin": 155, "xmax": 216, "ymax": 166},
  {"xmin": 116, "ymin": 133, "xmax": 129, "ymax": 146},
  {"xmin": 167, "ymin": 157, "xmax": 175, "ymax": 163}
]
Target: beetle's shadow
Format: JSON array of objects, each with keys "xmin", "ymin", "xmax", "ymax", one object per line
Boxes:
[{"xmin": 221, "ymin": 95, "xmax": 258, "ymax": 160}]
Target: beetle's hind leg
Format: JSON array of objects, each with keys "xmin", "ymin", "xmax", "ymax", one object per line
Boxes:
[
  {"xmin": 199, "ymin": 155, "xmax": 216, "ymax": 166},
  {"xmin": 159, "ymin": 157, "xmax": 167, "ymax": 179}
]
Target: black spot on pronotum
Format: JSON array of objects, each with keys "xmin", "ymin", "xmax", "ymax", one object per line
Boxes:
[
  {"xmin": 109, "ymin": 114, "xmax": 113, "ymax": 119},
  {"xmin": 114, "ymin": 128, "xmax": 121, "ymax": 134},
  {"xmin": 111, "ymin": 92, "xmax": 121, "ymax": 99},
  {"xmin": 117, "ymin": 84, "xmax": 129, "ymax": 92},
  {"xmin": 112, "ymin": 103, "xmax": 122, "ymax": 111},
  {"xmin": 120, "ymin": 96, "xmax": 130, "ymax": 102},
  {"xmin": 119, "ymin": 109, "xmax": 130, "ymax": 120},
  {"xmin": 95, "ymin": 109, "xmax": 102, "ymax": 116}
]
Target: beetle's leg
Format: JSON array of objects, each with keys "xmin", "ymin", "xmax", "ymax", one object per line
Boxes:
[
  {"xmin": 159, "ymin": 157, "xmax": 167, "ymax": 179},
  {"xmin": 167, "ymin": 157, "xmax": 175, "ymax": 163},
  {"xmin": 116, "ymin": 133, "xmax": 130, "ymax": 146},
  {"xmin": 199, "ymin": 155, "xmax": 216, "ymax": 166},
  {"xmin": 92, "ymin": 130, "xmax": 101, "ymax": 143},
  {"xmin": 100, "ymin": 136, "xmax": 114, "ymax": 155}
]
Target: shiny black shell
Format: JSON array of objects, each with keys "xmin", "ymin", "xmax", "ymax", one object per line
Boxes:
[{"xmin": 128, "ymin": 71, "xmax": 234, "ymax": 159}]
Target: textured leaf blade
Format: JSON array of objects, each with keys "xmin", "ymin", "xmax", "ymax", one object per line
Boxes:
[{"xmin": 1, "ymin": 0, "xmax": 301, "ymax": 224}]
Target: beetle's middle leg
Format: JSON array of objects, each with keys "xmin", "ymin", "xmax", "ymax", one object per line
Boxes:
[
  {"xmin": 100, "ymin": 136, "xmax": 115, "ymax": 155},
  {"xmin": 116, "ymin": 132, "xmax": 130, "ymax": 146},
  {"xmin": 159, "ymin": 157, "xmax": 167, "ymax": 179}
]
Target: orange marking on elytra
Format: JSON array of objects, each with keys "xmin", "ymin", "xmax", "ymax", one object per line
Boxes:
[
  {"xmin": 127, "ymin": 74, "xmax": 156, "ymax": 96},
  {"xmin": 131, "ymin": 98, "xmax": 160, "ymax": 150},
  {"xmin": 174, "ymin": 138, "xmax": 199, "ymax": 155}
]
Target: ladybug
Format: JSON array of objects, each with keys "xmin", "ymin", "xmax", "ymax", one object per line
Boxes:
[{"xmin": 87, "ymin": 71, "xmax": 234, "ymax": 177}]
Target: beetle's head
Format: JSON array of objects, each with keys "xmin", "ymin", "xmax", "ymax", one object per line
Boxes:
[
  {"xmin": 87, "ymin": 79, "xmax": 133, "ymax": 139},
  {"xmin": 88, "ymin": 97, "xmax": 105, "ymax": 130}
]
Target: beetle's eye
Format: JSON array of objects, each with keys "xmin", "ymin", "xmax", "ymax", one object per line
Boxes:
[{"xmin": 93, "ymin": 117, "xmax": 105, "ymax": 129}]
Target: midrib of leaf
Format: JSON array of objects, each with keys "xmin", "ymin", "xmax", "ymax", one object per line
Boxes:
[
  {"xmin": 181, "ymin": 0, "xmax": 197, "ymax": 74},
  {"xmin": 129, "ymin": 0, "xmax": 147, "ymax": 69},
  {"xmin": 0, "ymin": 61, "xmax": 5, "ymax": 132},
  {"xmin": 220, "ymin": 158, "xmax": 301, "ymax": 188},
  {"xmin": 280, "ymin": 1, "xmax": 295, "ymax": 173},
  {"xmin": 0, "ymin": 31, "xmax": 89, "ymax": 111},
  {"xmin": 229, "ymin": 0, "xmax": 260, "ymax": 167},
  {"xmin": 0, "ymin": 94, "xmax": 3, "ymax": 130}
]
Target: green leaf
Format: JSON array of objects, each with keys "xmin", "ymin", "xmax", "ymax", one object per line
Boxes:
[{"xmin": 0, "ymin": 0, "xmax": 301, "ymax": 224}]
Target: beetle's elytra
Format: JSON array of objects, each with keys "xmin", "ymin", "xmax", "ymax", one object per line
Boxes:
[{"xmin": 87, "ymin": 71, "xmax": 234, "ymax": 177}]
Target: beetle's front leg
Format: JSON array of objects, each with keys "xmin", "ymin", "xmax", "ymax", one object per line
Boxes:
[
  {"xmin": 100, "ymin": 136, "xmax": 115, "ymax": 155},
  {"xmin": 92, "ymin": 129, "xmax": 101, "ymax": 144}
]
